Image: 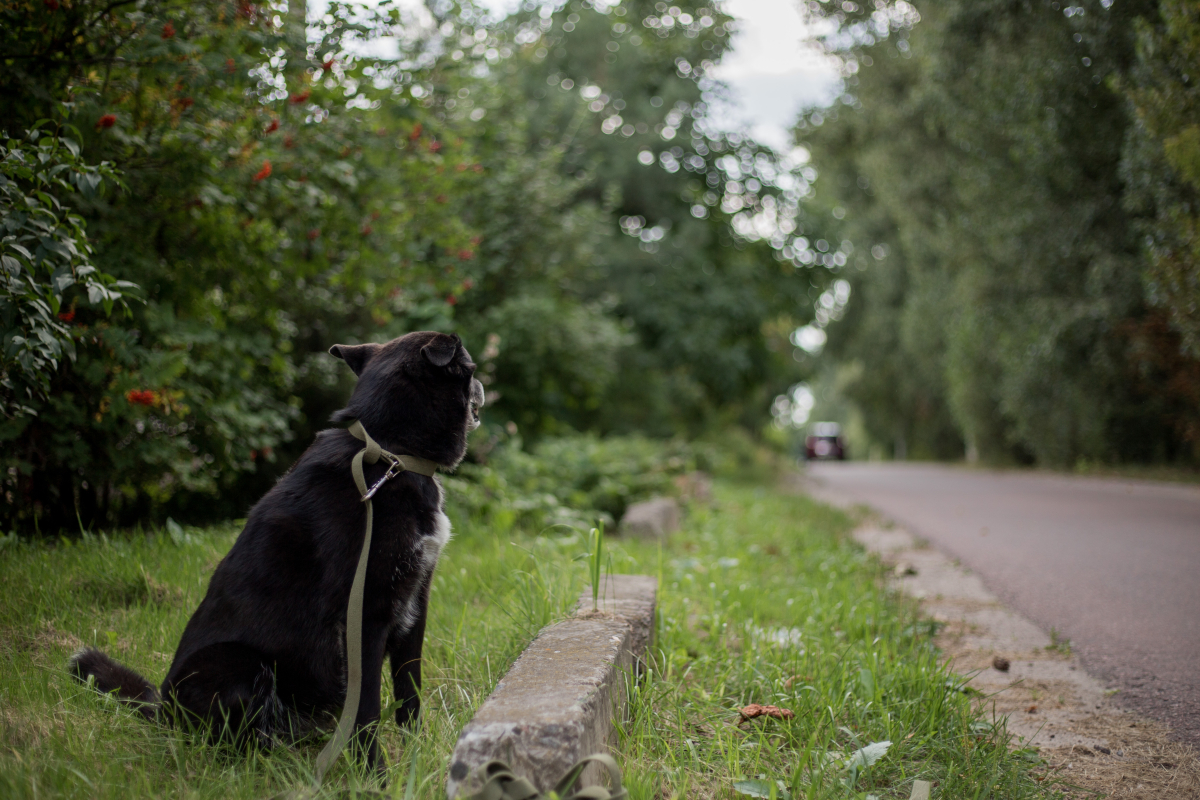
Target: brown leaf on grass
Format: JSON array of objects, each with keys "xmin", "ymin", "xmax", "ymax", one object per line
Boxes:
[{"xmin": 738, "ymin": 704, "xmax": 795, "ymax": 721}]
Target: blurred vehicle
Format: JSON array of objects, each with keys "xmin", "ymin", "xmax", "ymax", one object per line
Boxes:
[{"xmin": 805, "ymin": 422, "xmax": 847, "ymax": 461}]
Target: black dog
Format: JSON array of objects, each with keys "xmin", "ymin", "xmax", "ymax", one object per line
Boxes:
[{"xmin": 71, "ymin": 331, "xmax": 484, "ymax": 772}]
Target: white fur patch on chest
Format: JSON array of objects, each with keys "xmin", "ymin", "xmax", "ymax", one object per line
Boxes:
[
  {"xmin": 423, "ymin": 511, "xmax": 452, "ymax": 570},
  {"xmin": 393, "ymin": 511, "xmax": 452, "ymax": 635}
]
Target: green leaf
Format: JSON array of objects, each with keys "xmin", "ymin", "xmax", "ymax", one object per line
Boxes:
[
  {"xmin": 42, "ymin": 239, "xmax": 72, "ymax": 259},
  {"xmin": 733, "ymin": 780, "xmax": 777, "ymax": 798},
  {"xmin": 52, "ymin": 269, "xmax": 74, "ymax": 293},
  {"xmin": 79, "ymin": 172, "xmax": 101, "ymax": 197},
  {"xmin": 846, "ymin": 741, "xmax": 891, "ymax": 771},
  {"xmin": 166, "ymin": 518, "xmax": 187, "ymax": 546},
  {"xmin": 858, "ymin": 667, "xmax": 875, "ymax": 697}
]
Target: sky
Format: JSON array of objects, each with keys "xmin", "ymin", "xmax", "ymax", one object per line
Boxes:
[
  {"xmin": 310, "ymin": 0, "xmax": 842, "ymax": 152},
  {"xmin": 707, "ymin": 0, "xmax": 840, "ymax": 150}
]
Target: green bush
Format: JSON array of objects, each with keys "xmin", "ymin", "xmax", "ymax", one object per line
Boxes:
[
  {"xmin": 445, "ymin": 430, "xmax": 725, "ymax": 534},
  {"xmin": 0, "ymin": 0, "xmax": 476, "ymax": 532},
  {"xmin": 1, "ymin": 127, "xmax": 132, "ymax": 418}
]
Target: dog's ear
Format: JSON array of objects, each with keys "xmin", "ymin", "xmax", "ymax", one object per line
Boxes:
[
  {"xmin": 421, "ymin": 333, "xmax": 460, "ymax": 368},
  {"xmin": 329, "ymin": 343, "xmax": 380, "ymax": 376}
]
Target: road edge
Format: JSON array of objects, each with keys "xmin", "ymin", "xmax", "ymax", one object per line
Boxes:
[{"xmin": 790, "ymin": 472, "xmax": 1200, "ymax": 799}]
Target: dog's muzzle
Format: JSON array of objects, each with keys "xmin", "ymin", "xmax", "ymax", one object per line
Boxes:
[{"xmin": 468, "ymin": 378, "xmax": 484, "ymax": 431}]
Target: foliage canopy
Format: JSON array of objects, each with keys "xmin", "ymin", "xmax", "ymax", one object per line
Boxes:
[
  {"xmin": 0, "ymin": 0, "xmax": 826, "ymax": 533},
  {"xmin": 798, "ymin": 0, "xmax": 1200, "ymax": 465}
]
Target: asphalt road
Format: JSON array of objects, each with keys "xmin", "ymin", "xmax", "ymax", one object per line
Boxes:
[{"xmin": 806, "ymin": 462, "xmax": 1200, "ymax": 745}]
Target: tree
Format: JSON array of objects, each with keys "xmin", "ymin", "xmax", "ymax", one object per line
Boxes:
[
  {"xmin": 450, "ymin": 0, "xmax": 829, "ymax": 437},
  {"xmin": 802, "ymin": 0, "xmax": 1200, "ymax": 465}
]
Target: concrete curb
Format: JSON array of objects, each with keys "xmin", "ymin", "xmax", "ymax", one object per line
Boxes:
[{"xmin": 445, "ymin": 574, "xmax": 657, "ymax": 798}]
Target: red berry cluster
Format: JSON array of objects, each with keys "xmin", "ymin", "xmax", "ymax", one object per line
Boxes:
[{"xmin": 126, "ymin": 390, "xmax": 158, "ymax": 406}]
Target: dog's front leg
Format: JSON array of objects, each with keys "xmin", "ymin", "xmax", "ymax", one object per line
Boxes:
[
  {"xmin": 351, "ymin": 628, "xmax": 389, "ymax": 776},
  {"xmin": 387, "ymin": 575, "xmax": 432, "ymax": 729}
]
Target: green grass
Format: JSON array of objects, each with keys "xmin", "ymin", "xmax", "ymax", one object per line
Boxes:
[{"xmin": 0, "ymin": 481, "xmax": 1052, "ymax": 799}]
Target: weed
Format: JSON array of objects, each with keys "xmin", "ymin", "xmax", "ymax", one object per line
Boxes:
[
  {"xmin": 587, "ymin": 523, "xmax": 604, "ymax": 612},
  {"xmin": 1047, "ymin": 628, "xmax": 1072, "ymax": 656}
]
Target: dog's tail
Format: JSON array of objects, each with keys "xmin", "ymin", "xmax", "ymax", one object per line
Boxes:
[{"xmin": 69, "ymin": 647, "xmax": 160, "ymax": 721}]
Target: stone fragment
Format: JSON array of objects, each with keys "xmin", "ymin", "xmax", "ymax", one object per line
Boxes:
[
  {"xmin": 672, "ymin": 471, "xmax": 713, "ymax": 503},
  {"xmin": 446, "ymin": 575, "xmax": 657, "ymax": 798},
  {"xmin": 909, "ymin": 780, "xmax": 932, "ymax": 800},
  {"xmin": 618, "ymin": 497, "xmax": 679, "ymax": 539}
]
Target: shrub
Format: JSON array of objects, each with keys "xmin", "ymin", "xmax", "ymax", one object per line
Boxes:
[{"xmin": 445, "ymin": 431, "xmax": 724, "ymax": 534}]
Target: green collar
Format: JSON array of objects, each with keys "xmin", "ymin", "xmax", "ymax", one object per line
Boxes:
[{"xmin": 347, "ymin": 420, "xmax": 438, "ymax": 493}]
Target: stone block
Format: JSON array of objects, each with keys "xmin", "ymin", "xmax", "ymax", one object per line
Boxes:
[
  {"xmin": 446, "ymin": 575, "xmax": 657, "ymax": 798},
  {"xmin": 618, "ymin": 497, "xmax": 679, "ymax": 539}
]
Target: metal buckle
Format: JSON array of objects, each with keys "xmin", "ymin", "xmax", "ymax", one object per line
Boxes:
[{"xmin": 362, "ymin": 459, "xmax": 403, "ymax": 502}]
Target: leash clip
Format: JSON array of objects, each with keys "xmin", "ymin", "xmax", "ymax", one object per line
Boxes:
[{"xmin": 362, "ymin": 458, "xmax": 403, "ymax": 502}]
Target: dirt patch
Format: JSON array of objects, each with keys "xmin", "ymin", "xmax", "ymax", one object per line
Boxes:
[
  {"xmin": 0, "ymin": 622, "xmax": 83, "ymax": 659},
  {"xmin": 1040, "ymin": 717, "xmax": 1200, "ymax": 799},
  {"xmin": 69, "ymin": 573, "xmax": 184, "ymax": 609},
  {"xmin": 851, "ymin": 520, "xmax": 1200, "ymax": 798},
  {"xmin": 0, "ymin": 705, "xmax": 56, "ymax": 749}
]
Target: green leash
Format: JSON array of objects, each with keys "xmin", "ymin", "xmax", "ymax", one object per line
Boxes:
[
  {"xmin": 312, "ymin": 421, "xmax": 438, "ymax": 785},
  {"xmin": 308, "ymin": 426, "xmax": 625, "ymax": 799},
  {"xmin": 461, "ymin": 754, "xmax": 627, "ymax": 800}
]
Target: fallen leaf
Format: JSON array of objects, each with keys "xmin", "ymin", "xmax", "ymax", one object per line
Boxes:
[{"xmin": 738, "ymin": 704, "xmax": 795, "ymax": 721}]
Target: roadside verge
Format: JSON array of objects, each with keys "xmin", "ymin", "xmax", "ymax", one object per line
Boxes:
[{"xmin": 793, "ymin": 473, "xmax": 1200, "ymax": 799}]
